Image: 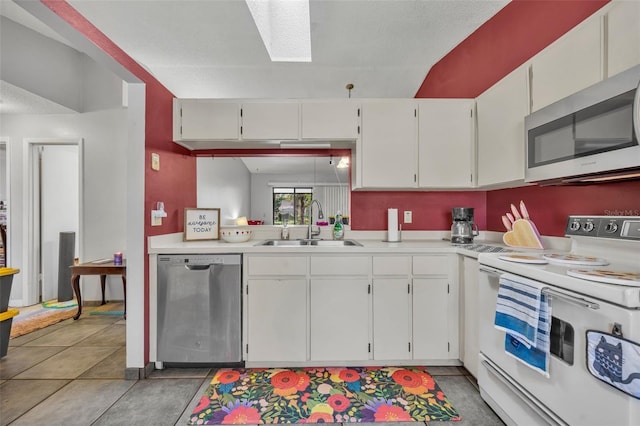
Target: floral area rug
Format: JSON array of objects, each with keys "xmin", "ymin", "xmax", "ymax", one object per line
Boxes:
[
  {"xmin": 9, "ymin": 306, "xmax": 75, "ymax": 338},
  {"xmin": 189, "ymin": 366, "xmax": 460, "ymax": 424}
]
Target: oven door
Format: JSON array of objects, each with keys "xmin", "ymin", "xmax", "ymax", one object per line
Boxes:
[{"xmin": 478, "ymin": 265, "xmax": 640, "ymax": 426}]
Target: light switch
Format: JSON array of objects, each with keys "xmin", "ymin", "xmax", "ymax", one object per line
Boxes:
[
  {"xmin": 151, "ymin": 152, "xmax": 160, "ymax": 171},
  {"xmin": 404, "ymin": 211, "xmax": 412, "ymax": 223}
]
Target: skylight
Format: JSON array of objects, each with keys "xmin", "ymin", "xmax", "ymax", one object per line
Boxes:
[{"xmin": 245, "ymin": 0, "xmax": 312, "ymax": 62}]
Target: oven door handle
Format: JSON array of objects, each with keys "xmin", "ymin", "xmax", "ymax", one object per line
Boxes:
[
  {"xmin": 542, "ymin": 288, "xmax": 600, "ymax": 310},
  {"xmin": 479, "ymin": 265, "xmax": 504, "ymax": 276},
  {"xmin": 480, "ymin": 266, "xmax": 600, "ymax": 310},
  {"xmin": 481, "ymin": 359, "xmax": 569, "ymax": 426}
]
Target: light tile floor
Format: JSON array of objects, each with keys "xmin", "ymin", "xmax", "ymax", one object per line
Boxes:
[{"xmin": 1, "ymin": 308, "xmax": 504, "ymax": 426}]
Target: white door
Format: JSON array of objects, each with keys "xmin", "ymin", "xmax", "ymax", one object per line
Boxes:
[
  {"xmin": 39, "ymin": 145, "xmax": 79, "ymax": 302},
  {"xmin": 310, "ymin": 278, "xmax": 370, "ymax": 361},
  {"xmin": 412, "ymin": 278, "xmax": 450, "ymax": 360},
  {"xmin": 373, "ymin": 278, "xmax": 412, "ymax": 360},
  {"xmin": 0, "ymin": 141, "xmax": 7, "ymax": 268},
  {"xmin": 246, "ymin": 279, "xmax": 307, "ymax": 362},
  {"xmin": 360, "ymin": 100, "xmax": 418, "ymax": 188},
  {"xmin": 418, "ymin": 99, "xmax": 475, "ymax": 188}
]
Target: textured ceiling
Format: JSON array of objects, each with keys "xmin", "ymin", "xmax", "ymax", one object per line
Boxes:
[
  {"xmin": 0, "ymin": 0, "xmax": 508, "ymax": 175},
  {"xmin": 0, "ymin": 0, "xmax": 509, "ymax": 105},
  {"xmin": 60, "ymin": 0, "xmax": 509, "ymax": 99}
]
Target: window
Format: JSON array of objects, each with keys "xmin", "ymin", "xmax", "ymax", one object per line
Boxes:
[{"xmin": 273, "ymin": 187, "xmax": 312, "ymax": 225}]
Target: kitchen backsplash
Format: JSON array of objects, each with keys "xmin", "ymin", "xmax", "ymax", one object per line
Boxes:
[
  {"xmin": 487, "ymin": 180, "xmax": 640, "ymax": 237},
  {"xmin": 351, "ymin": 191, "xmax": 487, "ymax": 231},
  {"xmin": 351, "ymin": 180, "xmax": 640, "ymax": 237}
]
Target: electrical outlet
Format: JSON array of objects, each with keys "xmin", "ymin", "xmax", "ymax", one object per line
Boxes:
[
  {"xmin": 151, "ymin": 152, "xmax": 160, "ymax": 171},
  {"xmin": 404, "ymin": 211, "xmax": 412, "ymax": 223}
]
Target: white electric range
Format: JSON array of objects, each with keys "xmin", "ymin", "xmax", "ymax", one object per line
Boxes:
[{"xmin": 477, "ymin": 216, "xmax": 640, "ymax": 426}]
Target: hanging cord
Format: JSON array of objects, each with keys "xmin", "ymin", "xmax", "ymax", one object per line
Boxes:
[
  {"xmin": 332, "ymin": 160, "xmax": 342, "ymax": 185},
  {"xmin": 346, "ymin": 83, "xmax": 354, "ymax": 98}
]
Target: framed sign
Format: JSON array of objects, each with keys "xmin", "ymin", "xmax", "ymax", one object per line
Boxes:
[{"xmin": 184, "ymin": 208, "xmax": 220, "ymax": 241}]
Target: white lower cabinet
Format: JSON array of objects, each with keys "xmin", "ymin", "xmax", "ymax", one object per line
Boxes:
[
  {"xmin": 246, "ymin": 278, "xmax": 307, "ymax": 362},
  {"xmin": 310, "ymin": 278, "xmax": 370, "ymax": 361},
  {"xmin": 412, "ymin": 255, "xmax": 458, "ymax": 361},
  {"xmin": 412, "ymin": 278, "xmax": 451, "ymax": 360},
  {"xmin": 373, "ymin": 278, "xmax": 412, "ymax": 360},
  {"xmin": 461, "ymin": 256, "xmax": 479, "ymax": 378},
  {"xmin": 244, "ymin": 252, "xmax": 458, "ymax": 366}
]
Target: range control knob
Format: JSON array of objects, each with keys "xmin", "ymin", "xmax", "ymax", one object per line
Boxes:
[
  {"xmin": 583, "ymin": 222, "xmax": 595, "ymax": 232},
  {"xmin": 604, "ymin": 222, "xmax": 618, "ymax": 233},
  {"xmin": 569, "ymin": 221, "xmax": 581, "ymax": 231}
]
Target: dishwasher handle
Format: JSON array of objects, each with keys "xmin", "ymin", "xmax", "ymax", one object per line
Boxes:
[{"xmin": 184, "ymin": 263, "xmax": 223, "ymax": 271}]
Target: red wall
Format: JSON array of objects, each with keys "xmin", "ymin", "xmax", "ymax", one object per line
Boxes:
[
  {"xmin": 415, "ymin": 0, "xmax": 609, "ymax": 98},
  {"xmin": 42, "ymin": 0, "xmax": 197, "ymax": 364},
  {"xmin": 354, "ymin": 0, "xmax": 624, "ymax": 234},
  {"xmin": 351, "ymin": 191, "xmax": 486, "ymax": 231},
  {"xmin": 488, "ymin": 181, "xmax": 640, "ymax": 237}
]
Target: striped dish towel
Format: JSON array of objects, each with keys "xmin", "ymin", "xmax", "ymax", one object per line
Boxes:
[
  {"xmin": 494, "ymin": 273, "xmax": 544, "ymax": 346},
  {"xmin": 494, "ymin": 273, "xmax": 552, "ymax": 377}
]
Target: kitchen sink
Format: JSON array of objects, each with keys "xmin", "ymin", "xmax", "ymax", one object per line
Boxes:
[
  {"xmin": 257, "ymin": 240, "xmax": 309, "ymax": 246},
  {"xmin": 307, "ymin": 239, "xmax": 362, "ymax": 246},
  {"xmin": 255, "ymin": 239, "xmax": 362, "ymax": 247}
]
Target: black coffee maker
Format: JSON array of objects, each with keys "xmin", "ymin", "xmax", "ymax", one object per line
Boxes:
[{"xmin": 451, "ymin": 207, "xmax": 479, "ymax": 244}]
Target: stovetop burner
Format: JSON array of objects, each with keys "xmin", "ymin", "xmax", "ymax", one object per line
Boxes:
[
  {"xmin": 566, "ymin": 268, "xmax": 640, "ymax": 286},
  {"xmin": 460, "ymin": 244, "xmax": 510, "ymax": 253},
  {"xmin": 479, "ymin": 216, "xmax": 640, "ymax": 307},
  {"xmin": 542, "ymin": 253, "xmax": 609, "ymax": 266}
]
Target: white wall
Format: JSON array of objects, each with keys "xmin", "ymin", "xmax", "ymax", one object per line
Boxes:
[
  {"xmin": 0, "ymin": 144, "xmax": 6, "ymax": 202},
  {"xmin": 0, "ymin": 16, "xmax": 84, "ymax": 112},
  {"xmin": 2, "ymin": 4, "xmax": 146, "ymax": 370},
  {"xmin": 197, "ymin": 157, "xmax": 251, "ymax": 225},
  {"xmin": 1, "ymin": 109, "xmax": 128, "ymax": 305}
]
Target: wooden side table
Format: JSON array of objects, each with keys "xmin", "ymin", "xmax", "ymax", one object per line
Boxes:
[{"xmin": 70, "ymin": 260, "xmax": 126, "ymax": 320}]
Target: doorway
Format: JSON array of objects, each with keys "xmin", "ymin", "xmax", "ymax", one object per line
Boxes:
[
  {"xmin": 0, "ymin": 139, "xmax": 8, "ymax": 268},
  {"xmin": 25, "ymin": 139, "xmax": 83, "ymax": 305}
]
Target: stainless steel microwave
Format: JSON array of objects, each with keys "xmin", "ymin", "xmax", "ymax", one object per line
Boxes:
[{"xmin": 525, "ymin": 64, "xmax": 640, "ymax": 183}]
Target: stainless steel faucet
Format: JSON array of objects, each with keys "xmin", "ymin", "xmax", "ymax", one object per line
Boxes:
[{"xmin": 308, "ymin": 199, "xmax": 324, "ymax": 239}]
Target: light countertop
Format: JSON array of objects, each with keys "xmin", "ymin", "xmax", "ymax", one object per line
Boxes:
[{"xmin": 148, "ymin": 230, "xmax": 570, "ymax": 257}]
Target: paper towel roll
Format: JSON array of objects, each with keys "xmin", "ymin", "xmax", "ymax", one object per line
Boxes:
[{"xmin": 388, "ymin": 208, "xmax": 399, "ymax": 242}]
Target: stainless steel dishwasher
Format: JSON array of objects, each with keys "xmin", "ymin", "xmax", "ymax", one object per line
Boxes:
[{"xmin": 156, "ymin": 254, "xmax": 242, "ymax": 366}]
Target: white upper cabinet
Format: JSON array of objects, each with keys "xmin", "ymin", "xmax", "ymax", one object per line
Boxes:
[
  {"xmin": 360, "ymin": 100, "xmax": 418, "ymax": 188},
  {"xmin": 301, "ymin": 101, "xmax": 360, "ymax": 139},
  {"xmin": 241, "ymin": 102, "xmax": 300, "ymax": 140},
  {"xmin": 417, "ymin": 99, "xmax": 475, "ymax": 188},
  {"xmin": 530, "ymin": 13, "xmax": 602, "ymax": 112},
  {"xmin": 476, "ymin": 64, "xmax": 529, "ymax": 187},
  {"xmin": 173, "ymin": 99, "xmax": 240, "ymax": 140},
  {"xmin": 607, "ymin": 0, "xmax": 640, "ymax": 77}
]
